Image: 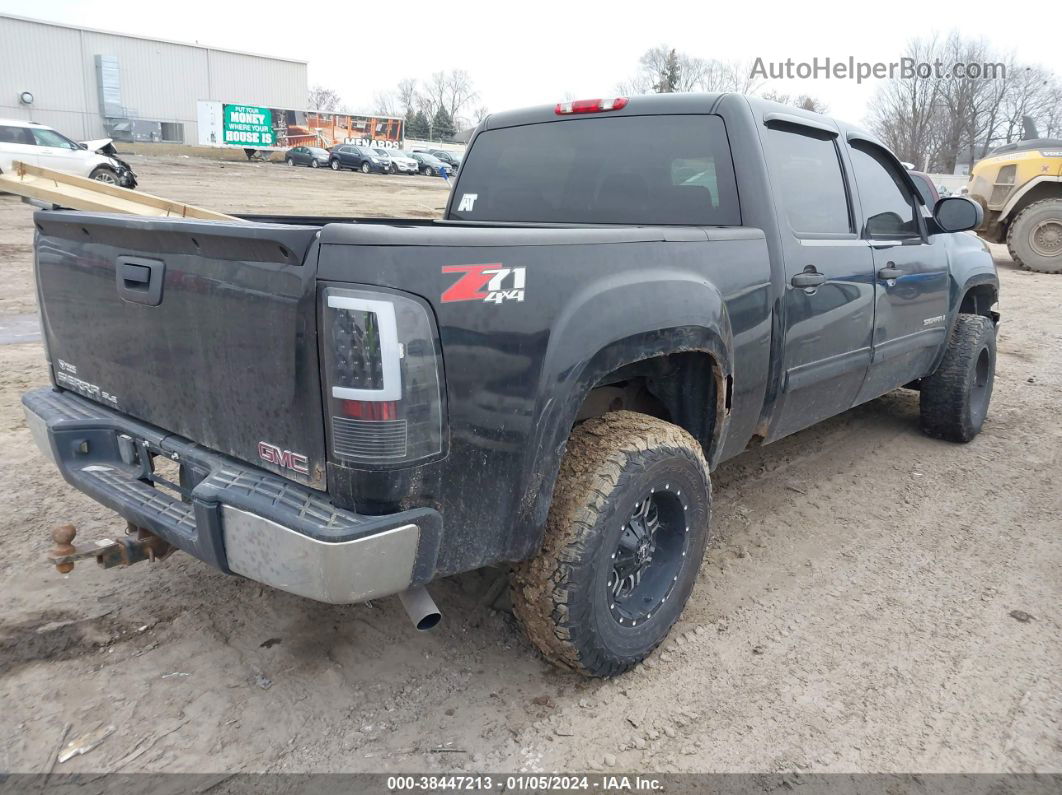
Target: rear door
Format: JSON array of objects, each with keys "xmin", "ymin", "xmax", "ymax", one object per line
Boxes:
[
  {"xmin": 34, "ymin": 212, "xmax": 329, "ymax": 488},
  {"xmin": 761, "ymin": 119, "xmax": 877, "ymax": 440},
  {"xmin": 846, "ymin": 138, "xmax": 949, "ymax": 402}
]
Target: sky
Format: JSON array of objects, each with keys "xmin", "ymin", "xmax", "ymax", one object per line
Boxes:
[{"xmin": 2, "ymin": 0, "xmax": 1059, "ymax": 127}]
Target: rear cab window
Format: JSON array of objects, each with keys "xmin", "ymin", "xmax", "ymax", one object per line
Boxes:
[
  {"xmin": 450, "ymin": 114, "xmax": 740, "ymax": 225},
  {"xmin": 763, "ymin": 124, "xmax": 853, "ymax": 236}
]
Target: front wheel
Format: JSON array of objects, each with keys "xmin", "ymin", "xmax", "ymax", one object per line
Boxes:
[
  {"xmin": 310, "ymin": 159, "xmax": 319, "ymax": 169},
  {"xmin": 920, "ymin": 314, "xmax": 997, "ymax": 442},
  {"xmin": 89, "ymin": 166, "xmax": 119, "ymax": 185},
  {"xmin": 361, "ymin": 162, "xmax": 371, "ymax": 174},
  {"xmin": 511, "ymin": 411, "xmax": 711, "ymax": 677}
]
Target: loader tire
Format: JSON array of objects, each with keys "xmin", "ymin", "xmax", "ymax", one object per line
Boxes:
[{"xmin": 1006, "ymin": 198, "xmax": 1062, "ymax": 273}]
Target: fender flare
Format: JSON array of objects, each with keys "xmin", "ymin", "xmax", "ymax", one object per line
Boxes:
[{"xmin": 506, "ymin": 273, "xmax": 734, "ymax": 561}]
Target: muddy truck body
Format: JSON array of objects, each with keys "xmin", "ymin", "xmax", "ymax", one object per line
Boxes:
[{"xmin": 24, "ymin": 93, "xmax": 999, "ymax": 675}]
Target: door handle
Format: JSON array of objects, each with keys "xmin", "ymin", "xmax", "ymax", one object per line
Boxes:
[
  {"xmin": 116, "ymin": 256, "xmax": 165, "ymax": 306},
  {"xmin": 791, "ymin": 269, "xmax": 827, "ymax": 288},
  {"xmin": 877, "ymin": 264, "xmax": 904, "ymax": 280}
]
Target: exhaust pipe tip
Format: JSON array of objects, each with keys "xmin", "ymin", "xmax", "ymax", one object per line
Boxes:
[{"xmin": 398, "ymin": 586, "xmax": 441, "ymax": 631}]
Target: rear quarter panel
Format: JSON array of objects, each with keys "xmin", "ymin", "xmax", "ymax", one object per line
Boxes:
[{"xmin": 317, "ymin": 224, "xmax": 771, "ymax": 575}]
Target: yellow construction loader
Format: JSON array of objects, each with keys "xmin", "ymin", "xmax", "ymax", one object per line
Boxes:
[{"xmin": 966, "ymin": 118, "xmax": 1062, "ymax": 273}]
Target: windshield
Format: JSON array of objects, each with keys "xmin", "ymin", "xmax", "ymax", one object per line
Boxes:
[
  {"xmin": 450, "ymin": 114, "xmax": 740, "ymax": 225},
  {"xmin": 373, "ymin": 148, "xmax": 391, "ymax": 156},
  {"xmin": 308, "ymin": 148, "xmax": 328, "ymax": 156}
]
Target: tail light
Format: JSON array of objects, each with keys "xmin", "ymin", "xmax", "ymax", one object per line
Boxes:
[
  {"xmin": 554, "ymin": 97, "xmax": 629, "ymax": 115},
  {"xmin": 321, "ymin": 286, "xmax": 444, "ymax": 467}
]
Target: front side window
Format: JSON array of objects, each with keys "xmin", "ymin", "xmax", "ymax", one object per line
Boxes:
[
  {"xmin": 764, "ymin": 126, "xmax": 851, "ymax": 235},
  {"xmin": 849, "ymin": 143, "xmax": 920, "ymax": 239},
  {"xmin": 450, "ymin": 114, "xmax": 740, "ymax": 225},
  {"xmin": 31, "ymin": 128, "xmax": 78, "ymax": 149}
]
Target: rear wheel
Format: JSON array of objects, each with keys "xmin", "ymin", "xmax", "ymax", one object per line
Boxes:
[
  {"xmin": 286, "ymin": 157, "xmax": 295, "ymax": 167},
  {"xmin": 330, "ymin": 160, "xmax": 340, "ymax": 171},
  {"xmin": 1006, "ymin": 198, "xmax": 1062, "ymax": 273},
  {"xmin": 511, "ymin": 411, "xmax": 711, "ymax": 677},
  {"xmin": 920, "ymin": 314, "xmax": 996, "ymax": 442},
  {"xmin": 89, "ymin": 166, "xmax": 119, "ymax": 185}
]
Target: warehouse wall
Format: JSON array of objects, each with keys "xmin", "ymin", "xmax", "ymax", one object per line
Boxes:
[{"xmin": 0, "ymin": 14, "xmax": 307, "ymax": 142}]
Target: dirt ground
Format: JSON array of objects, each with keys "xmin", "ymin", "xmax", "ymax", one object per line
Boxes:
[{"xmin": 0, "ymin": 155, "xmax": 1059, "ymax": 775}]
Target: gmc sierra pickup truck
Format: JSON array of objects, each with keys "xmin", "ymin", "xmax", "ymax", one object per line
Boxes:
[{"xmin": 23, "ymin": 93, "xmax": 999, "ymax": 677}]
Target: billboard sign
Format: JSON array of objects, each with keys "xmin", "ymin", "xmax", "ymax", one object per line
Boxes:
[{"xmin": 197, "ymin": 101, "xmax": 403, "ymax": 151}]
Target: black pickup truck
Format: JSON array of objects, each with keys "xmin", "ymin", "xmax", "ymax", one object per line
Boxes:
[{"xmin": 23, "ymin": 93, "xmax": 999, "ymax": 676}]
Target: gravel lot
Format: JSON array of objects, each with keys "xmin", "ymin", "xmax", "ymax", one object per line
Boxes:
[{"xmin": 0, "ymin": 155, "xmax": 1059, "ymax": 775}]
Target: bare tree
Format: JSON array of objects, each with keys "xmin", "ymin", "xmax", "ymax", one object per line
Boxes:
[
  {"xmin": 420, "ymin": 70, "xmax": 480, "ymax": 128},
  {"xmin": 307, "ymin": 85, "xmax": 341, "ymax": 112},
  {"xmin": 620, "ymin": 47, "xmax": 764, "ymax": 95},
  {"xmin": 372, "ymin": 90, "xmax": 400, "ymax": 118},
  {"xmin": 866, "ymin": 36, "xmax": 947, "ymax": 170},
  {"xmin": 396, "ymin": 78, "xmax": 419, "ymax": 115},
  {"xmin": 868, "ymin": 32, "xmax": 1060, "ymax": 171}
]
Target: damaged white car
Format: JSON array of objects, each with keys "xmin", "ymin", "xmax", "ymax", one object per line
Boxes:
[{"xmin": 0, "ymin": 118, "xmax": 137, "ymax": 188}]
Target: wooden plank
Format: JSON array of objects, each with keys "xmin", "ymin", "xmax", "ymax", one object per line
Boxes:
[{"xmin": 0, "ymin": 161, "xmax": 243, "ymax": 222}]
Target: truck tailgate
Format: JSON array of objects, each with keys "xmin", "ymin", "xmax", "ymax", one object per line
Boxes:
[{"xmin": 34, "ymin": 212, "xmax": 328, "ymax": 489}]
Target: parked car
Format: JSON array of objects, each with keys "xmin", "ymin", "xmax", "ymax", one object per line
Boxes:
[
  {"xmin": 285, "ymin": 146, "xmax": 330, "ymax": 168},
  {"xmin": 0, "ymin": 118, "xmax": 137, "ymax": 187},
  {"xmin": 907, "ymin": 169, "xmax": 940, "ymax": 207},
  {"xmin": 328, "ymin": 144, "xmax": 389, "ymax": 174},
  {"xmin": 408, "ymin": 151, "xmax": 448, "ymax": 176},
  {"xmin": 376, "ymin": 148, "xmax": 417, "ymax": 175},
  {"xmin": 23, "ymin": 93, "xmax": 996, "ymax": 677},
  {"xmin": 417, "ymin": 149, "xmax": 462, "ymax": 171}
]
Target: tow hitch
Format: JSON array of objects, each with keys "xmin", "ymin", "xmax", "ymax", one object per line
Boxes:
[{"xmin": 48, "ymin": 523, "xmax": 175, "ymax": 574}]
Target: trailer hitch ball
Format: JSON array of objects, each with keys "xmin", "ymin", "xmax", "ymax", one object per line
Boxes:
[{"xmin": 51, "ymin": 525, "xmax": 78, "ymax": 574}]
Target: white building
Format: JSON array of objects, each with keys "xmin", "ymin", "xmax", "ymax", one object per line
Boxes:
[{"xmin": 0, "ymin": 13, "xmax": 307, "ymax": 143}]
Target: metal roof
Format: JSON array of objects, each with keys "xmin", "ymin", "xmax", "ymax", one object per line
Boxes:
[{"xmin": 0, "ymin": 12, "xmax": 308, "ymax": 65}]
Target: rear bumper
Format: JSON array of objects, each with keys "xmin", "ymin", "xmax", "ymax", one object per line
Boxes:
[{"xmin": 22, "ymin": 387, "xmax": 442, "ymax": 604}]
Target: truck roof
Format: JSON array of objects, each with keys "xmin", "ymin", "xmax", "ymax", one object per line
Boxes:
[{"xmin": 479, "ymin": 92, "xmax": 883, "ymax": 151}]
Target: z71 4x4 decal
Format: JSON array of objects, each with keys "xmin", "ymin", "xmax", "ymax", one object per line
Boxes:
[{"xmin": 441, "ymin": 264, "xmax": 526, "ymax": 304}]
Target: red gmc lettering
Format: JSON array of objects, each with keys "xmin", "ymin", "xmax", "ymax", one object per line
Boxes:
[{"xmin": 257, "ymin": 441, "xmax": 310, "ymax": 475}]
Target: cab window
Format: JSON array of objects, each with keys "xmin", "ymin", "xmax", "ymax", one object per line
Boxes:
[{"xmin": 764, "ymin": 125, "xmax": 852, "ymax": 236}]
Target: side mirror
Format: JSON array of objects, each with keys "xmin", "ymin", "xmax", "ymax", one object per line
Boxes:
[{"xmin": 932, "ymin": 196, "xmax": 983, "ymax": 234}]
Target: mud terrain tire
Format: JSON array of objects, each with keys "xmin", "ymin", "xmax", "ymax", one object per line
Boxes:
[{"xmin": 511, "ymin": 411, "xmax": 711, "ymax": 677}]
